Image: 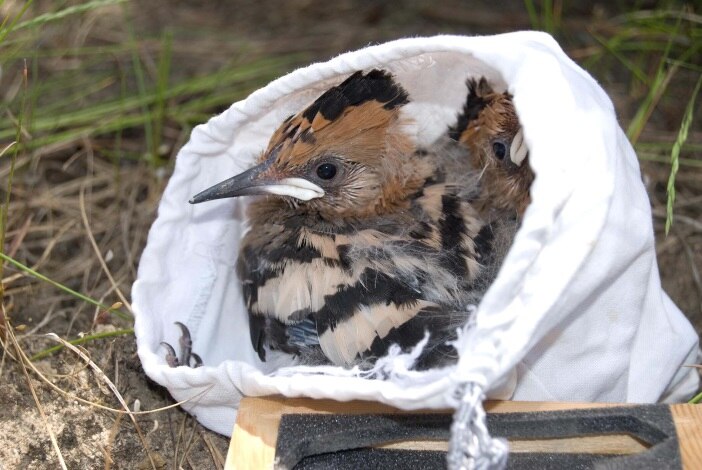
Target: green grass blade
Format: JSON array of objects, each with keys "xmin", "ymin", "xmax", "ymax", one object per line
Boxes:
[
  {"xmin": 152, "ymin": 30, "xmax": 173, "ymax": 163},
  {"xmin": 665, "ymin": 73, "xmax": 702, "ymax": 235},
  {"xmin": 0, "ymin": 62, "xmax": 26, "ymax": 287},
  {"xmin": 0, "ymin": 0, "xmax": 33, "ymax": 43},
  {"xmin": 542, "ymin": 0, "xmax": 554, "ymax": 34},
  {"xmin": 590, "ymin": 32, "xmax": 650, "ymax": 85},
  {"xmin": 124, "ymin": 5, "xmax": 154, "ymax": 165},
  {"xmin": 637, "ymin": 153, "xmax": 702, "ymax": 169},
  {"xmin": 29, "ymin": 328, "xmax": 135, "ymax": 361},
  {"xmin": 523, "ymin": 0, "xmax": 539, "ymax": 30},
  {"xmin": 0, "ymin": 56, "xmax": 295, "ymax": 146},
  {"xmin": 12, "ymin": 0, "xmax": 126, "ymax": 32},
  {"xmin": 625, "ymin": 15, "xmax": 681, "ymax": 145},
  {"xmin": 0, "ymin": 252, "xmax": 132, "ymax": 321}
]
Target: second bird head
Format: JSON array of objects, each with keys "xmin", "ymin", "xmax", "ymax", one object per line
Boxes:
[{"xmin": 451, "ymin": 77, "xmax": 534, "ymax": 216}]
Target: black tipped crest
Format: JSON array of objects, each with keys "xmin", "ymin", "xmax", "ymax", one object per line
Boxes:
[
  {"xmin": 302, "ymin": 69, "xmax": 409, "ymax": 123},
  {"xmin": 449, "ymin": 77, "xmax": 493, "ymax": 140}
]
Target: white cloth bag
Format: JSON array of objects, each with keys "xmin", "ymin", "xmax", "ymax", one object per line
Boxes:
[{"xmin": 132, "ymin": 32, "xmax": 700, "ymax": 438}]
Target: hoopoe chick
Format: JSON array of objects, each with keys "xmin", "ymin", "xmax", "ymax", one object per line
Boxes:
[
  {"xmin": 451, "ymin": 78, "xmax": 534, "ymax": 219},
  {"xmin": 190, "ymin": 70, "xmax": 495, "ymax": 370}
]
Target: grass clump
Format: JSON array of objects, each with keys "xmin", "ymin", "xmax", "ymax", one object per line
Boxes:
[
  {"xmin": 0, "ymin": 0, "xmax": 299, "ymax": 347},
  {"xmin": 580, "ymin": 6, "xmax": 701, "ymax": 233},
  {"xmin": 1, "ymin": 1, "xmax": 301, "ymax": 465}
]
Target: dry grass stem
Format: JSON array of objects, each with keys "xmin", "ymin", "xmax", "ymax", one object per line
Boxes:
[
  {"xmin": 8, "ymin": 329, "xmax": 215, "ymax": 414},
  {"xmin": 202, "ymin": 432, "xmax": 226, "ymax": 470},
  {"xmin": 7, "ymin": 327, "xmax": 68, "ymax": 469},
  {"xmin": 103, "ymin": 412, "xmax": 124, "ymax": 470},
  {"xmin": 79, "ymin": 185, "xmax": 133, "ymax": 313},
  {"xmin": 45, "ymin": 333, "xmax": 158, "ymax": 470}
]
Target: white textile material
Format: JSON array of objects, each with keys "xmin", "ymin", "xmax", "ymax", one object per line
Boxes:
[{"xmin": 132, "ymin": 32, "xmax": 700, "ymax": 436}]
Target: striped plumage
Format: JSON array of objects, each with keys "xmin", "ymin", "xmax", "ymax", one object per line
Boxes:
[{"xmin": 190, "ymin": 70, "xmax": 496, "ymax": 369}]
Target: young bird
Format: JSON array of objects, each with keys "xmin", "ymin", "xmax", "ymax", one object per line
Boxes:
[
  {"xmin": 189, "ymin": 70, "xmax": 495, "ymax": 370},
  {"xmin": 450, "ymin": 77, "xmax": 534, "ymax": 219}
]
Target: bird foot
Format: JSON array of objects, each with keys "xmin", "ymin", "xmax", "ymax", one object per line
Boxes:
[{"xmin": 161, "ymin": 321, "xmax": 203, "ymax": 368}]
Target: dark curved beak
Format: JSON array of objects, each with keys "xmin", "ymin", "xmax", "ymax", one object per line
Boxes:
[
  {"xmin": 189, "ymin": 161, "xmax": 272, "ymax": 204},
  {"xmin": 189, "ymin": 153, "xmax": 324, "ymax": 204}
]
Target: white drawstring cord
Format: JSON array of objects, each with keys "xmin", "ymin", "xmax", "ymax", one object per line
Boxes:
[{"xmin": 447, "ymin": 382, "xmax": 509, "ymax": 470}]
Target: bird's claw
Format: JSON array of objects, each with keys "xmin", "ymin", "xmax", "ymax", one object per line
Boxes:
[
  {"xmin": 161, "ymin": 341, "xmax": 180, "ymax": 367},
  {"xmin": 189, "ymin": 352, "xmax": 203, "ymax": 368},
  {"xmin": 162, "ymin": 322, "xmax": 203, "ymax": 368},
  {"xmin": 175, "ymin": 321, "xmax": 193, "ymax": 364}
]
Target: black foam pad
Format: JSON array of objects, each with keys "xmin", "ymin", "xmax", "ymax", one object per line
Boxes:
[{"xmin": 274, "ymin": 405, "xmax": 680, "ymax": 470}]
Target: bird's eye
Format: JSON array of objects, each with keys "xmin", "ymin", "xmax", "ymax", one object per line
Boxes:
[
  {"xmin": 492, "ymin": 141, "xmax": 507, "ymax": 161},
  {"xmin": 316, "ymin": 163, "xmax": 337, "ymax": 180}
]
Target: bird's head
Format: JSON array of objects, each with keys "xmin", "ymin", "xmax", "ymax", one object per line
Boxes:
[
  {"xmin": 451, "ymin": 77, "xmax": 533, "ymax": 215},
  {"xmin": 190, "ymin": 70, "xmax": 431, "ymax": 219},
  {"xmin": 453, "ymin": 78, "xmax": 528, "ymax": 172}
]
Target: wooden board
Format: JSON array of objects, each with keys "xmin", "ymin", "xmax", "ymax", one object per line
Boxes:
[
  {"xmin": 671, "ymin": 403, "xmax": 702, "ymax": 469},
  {"xmin": 225, "ymin": 396, "xmax": 701, "ymax": 469}
]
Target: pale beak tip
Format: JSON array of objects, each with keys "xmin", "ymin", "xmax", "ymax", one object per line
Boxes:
[{"xmin": 189, "ymin": 193, "xmax": 208, "ymax": 204}]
